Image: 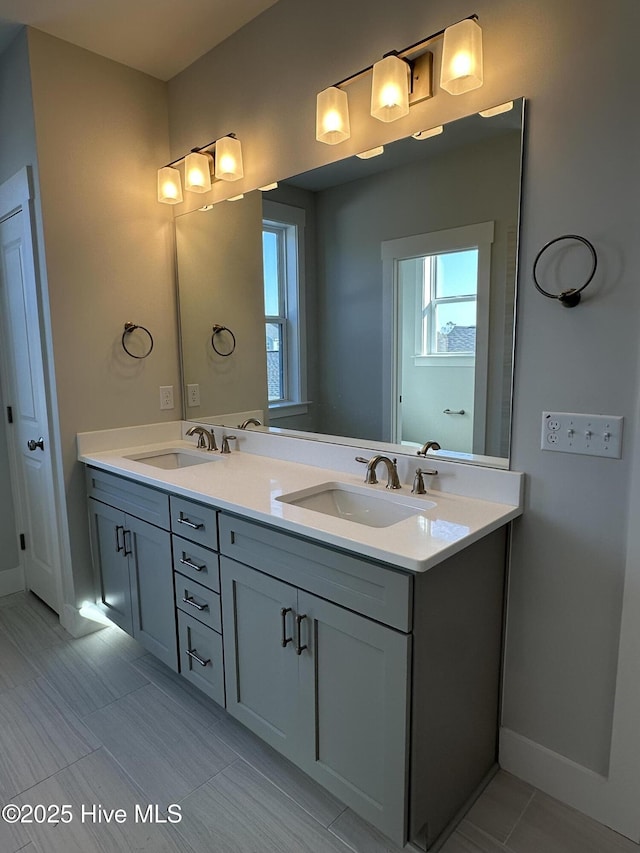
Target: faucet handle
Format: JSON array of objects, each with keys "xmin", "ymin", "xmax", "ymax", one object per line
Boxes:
[
  {"xmin": 221, "ymin": 434, "xmax": 237, "ymax": 454},
  {"xmin": 412, "ymin": 467, "xmax": 438, "ymax": 495},
  {"xmin": 355, "ymin": 456, "xmax": 378, "ymax": 484}
]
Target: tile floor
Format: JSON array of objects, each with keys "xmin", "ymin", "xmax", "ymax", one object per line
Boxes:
[{"xmin": 0, "ymin": 591, "xmax": 638, "ymax": 853}]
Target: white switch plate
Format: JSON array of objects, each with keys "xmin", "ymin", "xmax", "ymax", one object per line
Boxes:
[
  {"xmin": 159, "ymin": 385, "xmax": 174, "ymax": 410},
  {"xmin": 541, "ymin": 411, "xmax": 623, "ymax": 458},
  {"xmin": 187, "ymin": 383, "xmax": 200, "ymax": 407}
]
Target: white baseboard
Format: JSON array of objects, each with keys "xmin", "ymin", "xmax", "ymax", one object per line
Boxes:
[
  {"xmin": 499, "ymin": 727, "xmax": 639, "ymax": 842},
  {"xmin": 0, "ymin": 566, "xmax": 25, "ymax": 597}
]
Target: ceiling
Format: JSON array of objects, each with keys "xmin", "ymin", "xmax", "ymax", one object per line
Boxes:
[{"xmin": 0, "ymin": 0, "xmax": 278, "ymax": 80}]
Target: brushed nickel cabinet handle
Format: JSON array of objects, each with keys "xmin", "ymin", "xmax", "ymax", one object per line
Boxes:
[
  {"xmin": 280, "ymin": 607, "xmax": 293, "ymax": 647},
  {"xmin": 186, "ymin": 648, "xmax": 210, "ymax": 667},
  {"xmin": 295, "ymin": 613, "xmax": 308, "ymax": 656},
  {"xmin": 182, "ymin": 595, "xmax": 208, "ymax": 612},
  {"xmin": 180, "ymin": 555, "xmax": 206, "ymax": 572},
  {"xmin": 123, "ymin": 529, "xmax": 132, "ymax": 557},
  {"xmin": 114, "ymin": 525, "xmax": 124, "ymax": 553},
  {"xmin": 177, "ymin": 513, "xmax": 204, "ymax": 530}
]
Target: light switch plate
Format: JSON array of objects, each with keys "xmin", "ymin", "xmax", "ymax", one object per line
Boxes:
[{"xmin": 541, "ymin": 411, "xmax": 623, "ymax": 458}]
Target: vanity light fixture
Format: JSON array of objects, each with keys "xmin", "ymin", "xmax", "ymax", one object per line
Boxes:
[
  {"xmin": 440, "ymin": 18, "xmax": 483, "ymax": 95},
  {"xmin": 315, "ymin": 15, "xmax": 482, "ymax": 145},
  {"xmin": 412, "ymin": 125, "xmax": 444, "ymax": 140},
  {"xmin": 356, "ymin": 146, "xmax": 385, "ymax": 159},
  {"xmin": 479, "ymin": 100, "xmax": 514, "ymax": 118},
  {"xmin": 156, "ymin": 133, "xmax": 243, "ymax": 204}
]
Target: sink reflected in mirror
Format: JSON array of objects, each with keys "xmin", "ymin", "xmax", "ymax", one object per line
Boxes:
[
  {"xmin": 277, "ymin": 481, "xmax": 436, "ymax": 528},
  {"xmin": 124, "ymin": 449, "xmax": 220, "ymax": 470}
]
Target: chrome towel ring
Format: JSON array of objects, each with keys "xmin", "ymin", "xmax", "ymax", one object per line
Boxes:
[
  {"xmin": 122, "ymin": 322, "xmax": 154, "ymax": 358},
  {"xmin": 211, "ymin": 324, "xmax": 236, "ymax": 357}
]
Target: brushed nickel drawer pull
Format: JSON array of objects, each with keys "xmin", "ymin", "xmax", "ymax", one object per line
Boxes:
[
  {"xmin": 182, "ymin": 595, "xmax": 208, "ymax": 612},
  {"xmin": 295, "ymin": 613, "xmax": 308, "ymax": 656},
  {"xmin": 186, "ymin": 648, "xmax": 210, "ymax": 667},
  {"xmin": 177, "ymin": 514, "xmax": 204, "ymax": 530},
  {"xmin": 280, "ymin": 607, "xmax": 293, "ymax": 647},
  {"xmin": 180, "ymin": 555, "xmax": 206, "ymax": 572}
]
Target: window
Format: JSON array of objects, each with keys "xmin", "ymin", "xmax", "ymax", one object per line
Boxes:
[
  {"xmin": 420, "ymin": 248, "xmax": 479, "ymax": 356},
  {"xmin": 262, "ymin": 201, "xmax": 307, "ymax": 413}
]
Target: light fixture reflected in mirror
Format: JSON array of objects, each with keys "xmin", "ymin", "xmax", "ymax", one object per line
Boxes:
[
  {"xmin": 184, "ymin": 150, "xmax": 213, "ymax": 193},
  {"xmin": 356, "ymin": 146, "xmax": 385, "ymax": 159},
  {"xmin": 316, "ymin": 86, "xmax": 351, "ymax": 144},
  {"xmin": 215, "ymin": 135, "xmax": 244, "ymax": 181},
  {"xmin": 440, "ymin": 18, "xmax": 483, "ymax": 95},
  {"xmin": 157, "ymin": 133, "xmax": 244, "ymax": 203},
  {"xmin": 370, "ymin": 54, "xmax": 410, "ymax": 122},
  {"xmin": 259, "ymin": 182, "xmax": 279, "ymax": 191},
  {"xmin": 479, "ymin": 101, "xmax": 514, "ymax": 118},
  {"xmin": 413, "ymin": 125, "xmax": 443, "ymax": 140},
  {"xmin": 157, "ymin": 166, "xmax": 183, "ymax": 204},
  {"xmin": 227, "ymin": 194, "xmax": 245, "ymax": 201}
]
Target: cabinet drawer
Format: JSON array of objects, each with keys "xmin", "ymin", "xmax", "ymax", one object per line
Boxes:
[
  {"xmin": 174, "ymin": 572, "xmax": 222, "ymax": 633},
  {"xmin": 177, "ymin": 611, "xmax": 225, "ymax": 706},
  {"xmin": 219, "ymin": 514, "xmax": 413, "ymax": 632},
  {"xmin": 170, "ymin": 496, "xmax": 218, "ymax": 549},
  {"xmin": 86, "ymin": 467, "xmax": 169, "ymax": 529},
  {"xmin": 171, "ymin": 536, "xmax": 220, "ymax": 592}
]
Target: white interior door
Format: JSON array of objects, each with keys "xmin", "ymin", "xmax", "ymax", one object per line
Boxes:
[{"xmin": 0, "ymin": 208, "xmax": 61, "ymax": 611}]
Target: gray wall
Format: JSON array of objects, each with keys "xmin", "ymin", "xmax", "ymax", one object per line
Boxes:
[
  {"xmin": 0, "ymin": 29, "xmax": 37, "ymax": 576},
  {"xmin": 26, "ymin": 30, "xmax": 178, "ymax": 606},
  {"xmin": 168, "ymin": 0, "xmax": 640, "ymax": 778}
]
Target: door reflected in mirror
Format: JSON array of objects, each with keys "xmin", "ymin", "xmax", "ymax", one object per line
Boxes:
[{"xmin": 176, "ymin": 98, "xmax": 525, "ymax": 467}]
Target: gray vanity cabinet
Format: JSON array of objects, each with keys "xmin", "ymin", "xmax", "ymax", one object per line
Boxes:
[
  {"xmin": 86, "ymin": 468, "xmax": 178, "ymax": 671},
  {"xmin": 221, "ymin": 550, "xmax": 411, "ymax": 844}
]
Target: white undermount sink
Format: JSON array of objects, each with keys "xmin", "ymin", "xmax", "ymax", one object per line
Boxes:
[
  {"xmin": 276, "ymin": 481, "xmax": 436, "ymax": 528},
  {"xmin": 124, "ymin": 448, "xmax": 220, "ymax": 470}
]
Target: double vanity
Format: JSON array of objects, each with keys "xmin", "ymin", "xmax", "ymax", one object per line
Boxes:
[{"xmin": 78, "ymin": 422, "xmax": 523, "ymax": 850}]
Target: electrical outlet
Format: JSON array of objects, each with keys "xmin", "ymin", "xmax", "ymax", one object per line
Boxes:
[
  {"xmin": 541, "ymin": 411, "xmax": 623, "ymax": 458},
  {"xmin": 187, "ymin": 383, "xmax": 200, "ymax": 407},
  {"xmin": 159, "ymin": 385, "xmax": 174, "ymax": 410}
]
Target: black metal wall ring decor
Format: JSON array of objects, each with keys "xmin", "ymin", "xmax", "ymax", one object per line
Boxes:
[
  {"xmin": 122, "ymin": 322, "xmax": 154, "ymax": 358},
  {"xmin": 211, "ymin": 324, "xmax": 237, "ymax": 356},
  {"xmin": 532, "ymin": 234, "xmax": 598, "ymax": 308}
]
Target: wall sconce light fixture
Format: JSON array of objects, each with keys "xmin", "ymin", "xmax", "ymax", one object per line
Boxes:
[
  {"xmin": 315, "ymin": 15, "xmax": 482, "ymax": 145},
  {"xmin": 157, "ymin": 134, "xmax": 243, "ymax": 204}
]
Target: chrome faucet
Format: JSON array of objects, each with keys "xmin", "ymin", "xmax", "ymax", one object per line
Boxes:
[
  {"xmin": 186, "ymin": 425, "xmax": 217, "ymax": 451},
  {"xmin": 356, "ymin": 455, "xmax": 401, "ymax": 489},
  {"xmin": 238, "ymin": 418, "xmax": 262, "ymax": 429},
  {"xmin": 417, "ymin": 440, "xmax": 441, "ymax": 457}
]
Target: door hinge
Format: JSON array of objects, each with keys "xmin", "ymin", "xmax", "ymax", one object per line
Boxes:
[
  {"xmin": 6, "ymin": 406, "xmax": 12, "ymax": 424},
  {"xmin": 19, "ymin": 533, "xmax": 26, "ymax": 551}
]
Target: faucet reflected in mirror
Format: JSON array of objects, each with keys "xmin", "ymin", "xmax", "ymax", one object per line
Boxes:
[{"xmin": 175, "ymin": 99, "xmax": 525, "ymax": 469}]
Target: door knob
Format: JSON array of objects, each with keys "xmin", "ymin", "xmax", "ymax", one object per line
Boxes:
[{"xmin": 27, "ymin": 437, "xmax": 45, "ymax": 451}]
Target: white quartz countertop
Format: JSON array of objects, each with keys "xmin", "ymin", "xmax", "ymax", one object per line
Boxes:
[{"xmin": 78, "ymin": 436, "xmax": 523, "ymax": 573}]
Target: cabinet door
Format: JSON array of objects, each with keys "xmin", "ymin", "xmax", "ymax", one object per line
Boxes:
[
  {"xmin": 221, "ymin": 557, "xmax": 299, "ymax": 761},
  {"xmin": 126, "ymin": 515, "xmax": 178, "ymax": 671},
  {"xmin": 88, "ymin": 499, "xmax": 132, "ymax": 634},
  {"xmin": 297, "ymin": 590, "xmax": 411, "ymax": 846}
]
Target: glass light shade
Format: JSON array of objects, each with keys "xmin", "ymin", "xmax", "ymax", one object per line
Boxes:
[
  {"xmin": 157, "ymin": 166, "xmax": 183, "ymax": 204},
  {"xmin": 370, "ymin": 55, "xmax": 410, "ymax": 122},
  {"xmin": 184, "ymin": 151, "xmax": 212, "ymax": 193},
  {"xmin": 215, "ymin": 136, "xmax": 244, "ymax": 181},
  {"xmin": 316, "ymin": 87, "xmax": 351, "ymax": 145},
  {"xmin": 440, "ymin": 19, "xmax": 483, "ymax": 95}
]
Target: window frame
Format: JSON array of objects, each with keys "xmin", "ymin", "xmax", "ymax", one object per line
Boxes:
[{"xmin": 262, "ymin": 200, "xmax": 308, "ymax": 416}]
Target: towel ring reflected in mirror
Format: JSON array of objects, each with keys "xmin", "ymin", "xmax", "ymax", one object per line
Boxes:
[
  {"xmin": 533, "ymin": 234, "xmax": 597, "ymax": 308},
  {"xmin": 122, "ymin": 322, "xmax": 154, "ymax": 358},
  {"xmin": 211, "ymin": 324, "xmax": 237, "ymax": 357}
]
